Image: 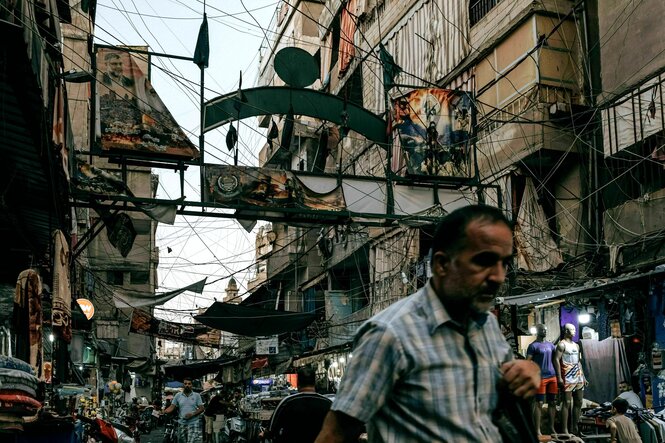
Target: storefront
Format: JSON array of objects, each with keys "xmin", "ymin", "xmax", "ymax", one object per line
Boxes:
[{"xmin": 505, "ymin": 268, "xmax": 665, "ymax": 438}]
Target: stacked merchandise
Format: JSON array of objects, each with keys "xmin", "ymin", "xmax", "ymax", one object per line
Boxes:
[{"xmin": 0, "ymin": 356, "xmax": 42, "ymax": 432}]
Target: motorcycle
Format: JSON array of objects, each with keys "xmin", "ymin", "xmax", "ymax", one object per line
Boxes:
[
  {"xmin": 138, "ymin": 406, "xmax": 154, "ymax": 434},
  {"xmin": 221, "ymin": 411, "xmax": 247, "ymax": 443},
  {"xmin": 79, "ymin": 415, "xmax": 137, "ymax": 443},
  {"xmin": 163, "ymin": 416, "xmax": 177, "ymax": 443}
]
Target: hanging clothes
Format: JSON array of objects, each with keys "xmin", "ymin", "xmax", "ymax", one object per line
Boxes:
[
  {"xmin": 652, "ymin": 279, "xmax": 665, "ymax": 348},
  {"xmin": 338, "ymin": 0, "xmax": 357, "ymax": 77},
  {"xmin": 52, "ymin": 230, "xmax": 72, "ymax": 343},
  {"xmin": 12, "ymin": 269, "xmax": 43, "ymax": 377},
  {"xmin": 580, "ymin": 337, "xmax": 631, "ymax": 403},
  {"xmin": 597, "ymin": 299, "xmax": 610, "ymax": 340}
]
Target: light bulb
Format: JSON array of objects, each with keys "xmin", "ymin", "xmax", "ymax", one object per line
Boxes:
[
  {"xmin": 529, "ymin": 326, "xmax": 537, "ymax": 335},
  {"xmin": 49, "ymin": 333, "xmax": 55, "ymax": 342},
  {"xmin": 578, "ymin": 313, "xmax": 591, "ymax": 324},
  {"xmin": 338, "ymin": 357, "xmax": 345, "ymax": 364}
]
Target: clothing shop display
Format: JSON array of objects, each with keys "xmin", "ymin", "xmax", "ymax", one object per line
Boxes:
[
  {"xmin": 12, "ymin": 269, "xmax": 43, "ymax": 377},
  {"xmin": 0, "ymin": 357, "xmax": 42, "ymax": 438},
  {"xmin": 580, "ymin": 338, "xmax": 631, "ymax": 403}
]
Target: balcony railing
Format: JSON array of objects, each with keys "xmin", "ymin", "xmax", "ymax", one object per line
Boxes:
[{"xmin": 469, "ymin": 0, "xmax": 502, "ymax": 26}]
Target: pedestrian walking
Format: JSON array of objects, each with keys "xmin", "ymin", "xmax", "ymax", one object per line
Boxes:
[
  {"xmin": 163, "ymin": 378, "xmax": 205, "ymax": 443},
  {"xmin": 315, "ymin": 204, "xmax": 541, "ymax": 442}
]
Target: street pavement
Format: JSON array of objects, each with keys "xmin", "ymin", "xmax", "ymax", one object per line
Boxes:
[{"xmin": 140, "ymin": 424, "xmax": 167, "ymax": 443}]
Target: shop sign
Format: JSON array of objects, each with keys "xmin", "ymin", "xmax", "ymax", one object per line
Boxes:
[
  {"xmin": 252, "ymin": 378, "xmax": 272, "ymax": 386},
  {"xmin": 256, "ymin": 335, "xmax": 279, "ymax": 355},
  {"xmin": 76, "ymin": 298, "xmax": 95, "ymax": 320}
]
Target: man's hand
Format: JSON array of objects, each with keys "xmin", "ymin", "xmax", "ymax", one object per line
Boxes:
[
  {"xmin": 500, "ymin": 360, "xmax": 541, "ymax": 399},
  {"xmin": 185, "ymin": 412, "xmax": 193, "ymax": 419}
]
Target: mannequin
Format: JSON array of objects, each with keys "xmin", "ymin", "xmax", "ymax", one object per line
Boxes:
[
  {"xmin": 526, "ymin": 324, "xmax": 557, "ymax": 435},
  {"xmin": 554, "ymin": 323, "xmax": 586, "ymax": 435}
]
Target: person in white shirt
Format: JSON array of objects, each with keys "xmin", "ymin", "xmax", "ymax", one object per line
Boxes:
[{"xmin": 618, "ymin": 380, "xmax": 644, "ymax": 409}]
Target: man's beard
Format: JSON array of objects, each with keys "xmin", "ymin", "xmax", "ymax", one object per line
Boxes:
[{"xmin": 184, "ymin": 387, "xmax": 192, "ymax": 394}]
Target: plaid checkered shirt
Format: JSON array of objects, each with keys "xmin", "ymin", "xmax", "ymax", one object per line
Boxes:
[{"xmin": 331, "ymin": 282, "xmax": 512, "ymax": 442}]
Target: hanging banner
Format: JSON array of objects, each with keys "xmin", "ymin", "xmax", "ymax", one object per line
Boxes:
[
  {"xmin": 392, "ymin": 88, "xmax": 473, "ymax": 177},
  {"xmin": 203, "ymin": 164, "xmax": 474, "ymax": 225},
  {"xmin": 95, "ymin": 48, "xmax": 199, "ymax": 160},
  {"xmin": 130, "ymin": 309, "xmax": 221, "ymax": 348},
  {"xmin": 204, "ymin": 165, "xmax": 346, "ymax": 211}
]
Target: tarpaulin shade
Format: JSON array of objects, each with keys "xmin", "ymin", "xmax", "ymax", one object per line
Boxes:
[
  {"xmin": 163, "ymin": 357, "xmax": 238, "ymax": 380},
  {"xmin": 194, "ymin": 302, "xmax": 317, "ymax": 337}
]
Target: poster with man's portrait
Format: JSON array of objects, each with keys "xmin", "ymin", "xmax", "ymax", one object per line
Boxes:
[
  {"xmin": 392, "ymin": 89, "xmax": 473, "ymax": 177},
  {"xmin": 95, "ymin": 48, "xmax": 199, "ymax": 160}
]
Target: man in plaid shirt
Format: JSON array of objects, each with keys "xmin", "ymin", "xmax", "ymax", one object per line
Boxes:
[{"xmin": 315, "ymin": 205, "xmax": 541, "ymax": 442}]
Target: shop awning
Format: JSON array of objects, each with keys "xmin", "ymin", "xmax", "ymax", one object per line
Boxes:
[
  {"xmin": 504, "ymin": 268, "xmax": 665, "ymax": 306},
  {"xmin": 163, "ymin": 356, "xmax": 238, "ymax": 380},
  {"xmin": 194, "ymin": 302, "xmax": 317, "ymax": 337}
]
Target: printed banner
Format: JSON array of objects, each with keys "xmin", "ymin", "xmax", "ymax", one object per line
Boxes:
[
  {"xmin": 204, "ymin": 165, "xmax": 346, "ymax": 211},
  {"xmin": 130, "ymin": 309, "xmax": 220, "ymax": 348},
  {"xmin": 392, "ymin": 88, "xmax": 473, "ymax": 177},
  {"xmin": 96, "ymin": 48, "xmax": 199, "ymax": 160}
]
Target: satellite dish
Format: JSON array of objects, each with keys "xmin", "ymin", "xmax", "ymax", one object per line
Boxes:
[{"xmin": 274, "ymin": 47, "xmax": 319, "ymax": 88}]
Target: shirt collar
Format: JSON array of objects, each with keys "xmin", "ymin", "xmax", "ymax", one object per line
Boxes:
[
  {"xmin": 423, "ymin": 280, "xmax": 489, "ymax": 334},
  {"xmin": 423, "ymin": 281, "xmax": 453, "ymax": 335}
]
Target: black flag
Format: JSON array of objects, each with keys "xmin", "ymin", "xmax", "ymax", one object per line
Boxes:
[
  {"xmin": 379, "ymin": 44, "xmax": 401, "ymax": 90},
  {"xmin": 193, "ymin": 13, "xmax": 210, "ymax": 68}
]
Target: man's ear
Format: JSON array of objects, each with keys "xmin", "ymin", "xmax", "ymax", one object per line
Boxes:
[{"xmin": 432, "ymin": 251, "xmax": 450, "ymax": 275}]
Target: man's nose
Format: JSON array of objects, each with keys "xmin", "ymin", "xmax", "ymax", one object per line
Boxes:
[{"xmin": 488, "ymin": 261, "xmax": 507, "ymax": 284}]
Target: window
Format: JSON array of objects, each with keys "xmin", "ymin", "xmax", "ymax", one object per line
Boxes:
[
  {"xmin": 133, "ymin": 219, "xmax": 152, "ymax": 235},
  {"xmin": 130, "ymin": 271, "xmax": 150, "ymax": 285},
  {"xmin": 470, "ymin": 0, "xmax": 502, "ymax": 26},
  {"xmin": 107, "ymin": 271, "xmax": 124, "ymax": 286}
]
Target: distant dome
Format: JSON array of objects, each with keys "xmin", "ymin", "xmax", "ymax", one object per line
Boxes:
[{"xmin": 227, "ymin": 277, "xmax": 238, "ymax": 290}]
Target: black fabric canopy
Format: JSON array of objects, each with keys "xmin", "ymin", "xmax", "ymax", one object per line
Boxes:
[
  {"xmin": 163, "ymin": 356, "xmax": 239, "ymax": 380},
  {"xmin": 194, "ymin": 302, "xmax": 317, "ymax": 337}
]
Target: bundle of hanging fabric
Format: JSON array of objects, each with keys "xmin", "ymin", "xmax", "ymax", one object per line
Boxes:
[{"xmin": 0, "ymin": 356, "xmax": 42, "ymax": 432}]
